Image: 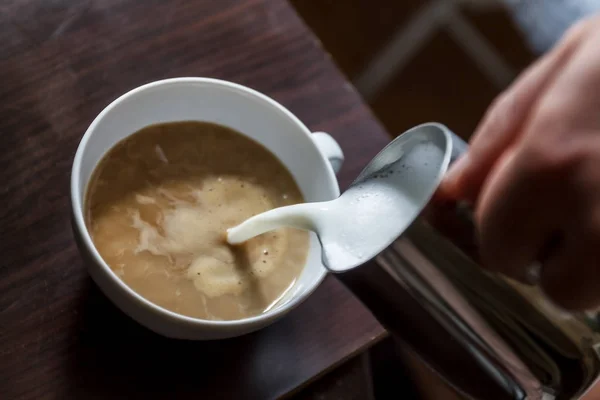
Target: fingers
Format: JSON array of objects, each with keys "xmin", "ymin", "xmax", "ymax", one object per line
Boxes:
[
  {"xmin": 440, "ymin": 20, "xmax": 589, "ymax": 204},
  {"xmin": 476, "ymin": 140, "xmax": 600, "ymax": 309},
  {"xmin": 437, "ymin": 17, "xmax": 600, "ymax": 310},
  {"xmin": 537, "ymin": 141, "xmax": 600, "ymax": 310},
  {"xmin": 473, "ymin": 146, "xmax": 563, "ymax": 282}
]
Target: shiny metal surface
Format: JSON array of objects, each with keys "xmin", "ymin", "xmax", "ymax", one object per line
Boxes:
[{"xmin": 334, "ymin": 125, "xmax": 600, "ymax": 399}]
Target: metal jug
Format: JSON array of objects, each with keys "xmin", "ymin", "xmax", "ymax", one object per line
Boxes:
[{"xmin": 332, "ymin": 123, "xmax": 600, "ymax": 400}]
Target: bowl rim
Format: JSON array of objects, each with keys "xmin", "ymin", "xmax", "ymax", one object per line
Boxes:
[{"xmin": 70, "ymin": 77, "xmax": 337, "ymax": 328}]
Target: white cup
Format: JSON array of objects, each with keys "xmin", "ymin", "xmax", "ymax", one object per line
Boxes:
[{"xmin": 71, "ymin": 78, "xmax": 344, "ymax": 340}]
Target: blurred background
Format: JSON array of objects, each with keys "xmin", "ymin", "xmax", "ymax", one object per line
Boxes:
[
  {"xmin": 291, "ymin": 0, "xmax": 535, "ymax": 141},
  {"xmin": 287, "ymin": 0, "xmax": 535, "ymax": 398}
]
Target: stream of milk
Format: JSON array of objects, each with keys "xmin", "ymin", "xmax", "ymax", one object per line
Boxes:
[{"xmin": 227, "ymin": 137, "xmax": 447, "ymax": 272}]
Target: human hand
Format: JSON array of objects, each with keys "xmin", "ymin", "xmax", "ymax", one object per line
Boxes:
[{"xmin": 439, "ymin": 16, "xmax": 600, "ymax": 310}]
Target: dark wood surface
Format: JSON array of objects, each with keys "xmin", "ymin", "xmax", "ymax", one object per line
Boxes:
[{"xmin": 0, "ymin": 1, "xmax": 391, "ymax": 399}]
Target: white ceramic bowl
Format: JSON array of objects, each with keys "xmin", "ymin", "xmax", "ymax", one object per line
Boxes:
[{"xmin": 70, "ymin": 78, "xmax": 344, "ymax": 340}]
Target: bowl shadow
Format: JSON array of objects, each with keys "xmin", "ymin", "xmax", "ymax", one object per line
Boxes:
[{"xmin": 64, "ymin": 278, "xmax": 269, "ymax": 399}]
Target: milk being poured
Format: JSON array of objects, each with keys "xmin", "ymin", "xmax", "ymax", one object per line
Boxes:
[{"xmin": 227, "ymin": 130, "xmax": 450, "ymax": 273}]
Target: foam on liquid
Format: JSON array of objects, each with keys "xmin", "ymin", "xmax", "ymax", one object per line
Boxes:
[
  {"xmin": 228, "ymin": 138, "xmax": 445, "ymax": 272},
  {"xmin": 86, "ymin": 122, "xmax": 309, "ymax": 320}
]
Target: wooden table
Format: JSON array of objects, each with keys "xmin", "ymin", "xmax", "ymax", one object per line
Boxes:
[{"xmin": 0, "ymin": 1, "xmax": 390, "ymax": 399}]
